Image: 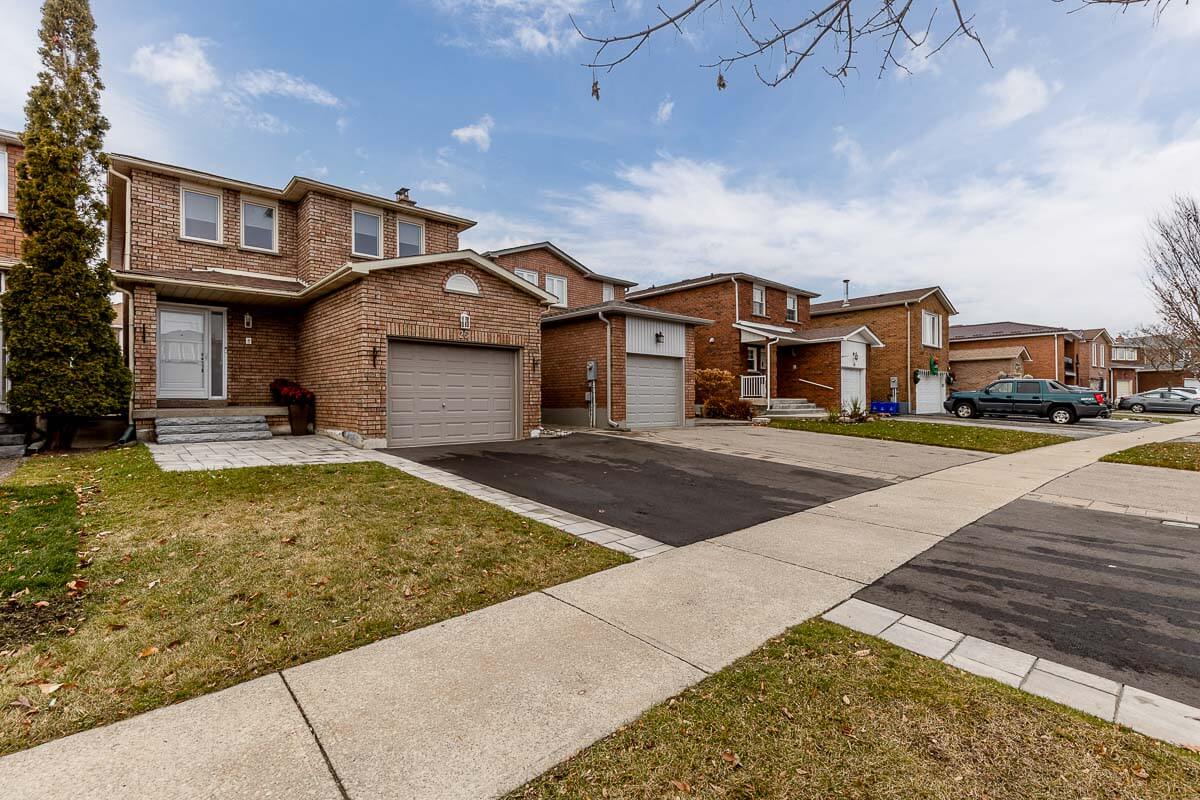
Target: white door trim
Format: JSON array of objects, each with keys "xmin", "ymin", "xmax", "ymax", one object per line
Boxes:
[{"xmin": 156, "ymin": 302, "xmax": 227, "ymax": 400}]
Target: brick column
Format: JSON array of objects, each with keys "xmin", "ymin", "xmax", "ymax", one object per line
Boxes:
[{"xmin": 131, "ymin": 285, "xmax": 157, "ymax": 411}]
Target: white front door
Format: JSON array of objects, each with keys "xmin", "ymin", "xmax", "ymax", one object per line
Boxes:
[
  {"xmin": 158, "ymin": 306, "xmax": 224, "ymax": 399},
  {"xmin": 841, "ymin": 367, "xmax": 866, "ymax": 411}
]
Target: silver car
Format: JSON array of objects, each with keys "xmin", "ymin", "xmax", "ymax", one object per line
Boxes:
[{"xmin": 1119, "ymin": 389, "xmax": 1200, "ymax": 414}]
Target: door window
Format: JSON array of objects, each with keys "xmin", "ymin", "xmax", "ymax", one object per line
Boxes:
[
  {"xmin": 1015, "ymin": 381, "xmax": 1041, "ymax": 394},
  {"xmin": 989, "ymin": 382, "xmax": 1013, "ymax": 394}
]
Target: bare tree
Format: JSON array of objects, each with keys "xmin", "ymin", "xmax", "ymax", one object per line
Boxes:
[
  {"xmin": 1146, "ymin": 196, "xmax": 1200, "ymax": 361},
  {"xmin": 576, "ymin": 0, "xmax": 1175, "ymax": 94},
  {"xmin": 1131, "ymin": 322, "xmax": 1200, "ymax": 377}
]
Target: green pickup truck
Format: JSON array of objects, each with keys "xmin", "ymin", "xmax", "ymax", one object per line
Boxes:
[{"xmin": 943, "ymin": 378, "xmax": 1108, "ymax": 425}]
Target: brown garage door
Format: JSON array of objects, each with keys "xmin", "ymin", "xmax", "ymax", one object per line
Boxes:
[{"xmin": 387, "ymin": 341, "xmax": 517, "ymax": 446}]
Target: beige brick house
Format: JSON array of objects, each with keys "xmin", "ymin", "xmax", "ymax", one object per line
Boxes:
[
  {"xmin": 107, "ymin": 154, "xmax": 557, "ymax": 447},
  {"xmin": 490, "ymin": 242, "xmax": 711, "ymax": 429},
  {"xmin": 627, "ymin": 274, "xmax": 883, "ymax": 415},
  {"xmin": 0, "ymin": 128, "xmax": 25, "ymax": 412}
]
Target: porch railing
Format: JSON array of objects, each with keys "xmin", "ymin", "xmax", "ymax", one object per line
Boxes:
[{"xmin": 740, "ymin": 374, "xmax": 767, "ymax": 399}]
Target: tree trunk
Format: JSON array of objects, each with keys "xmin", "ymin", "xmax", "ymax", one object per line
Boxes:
[{"xmin": 43, "ymin": 412, "xmax": 79, "ymax": 451}]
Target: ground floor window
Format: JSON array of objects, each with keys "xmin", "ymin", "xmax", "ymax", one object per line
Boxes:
[{"xmin": 746, "ymin": 344, "xmax": 764, "ymax": 372}]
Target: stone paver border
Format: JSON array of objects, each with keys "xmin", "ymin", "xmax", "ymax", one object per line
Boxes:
[
  {"xmin": 146, "ymin": 436, "xmax": 672, "ymax": 559},
  {"xmin": 1025, "ymin": 491, "xmax": 1200, "ymax": 525},
  {"xmin": 823, "ymin": 598, "xmax": 1200, "ymax": 749}
]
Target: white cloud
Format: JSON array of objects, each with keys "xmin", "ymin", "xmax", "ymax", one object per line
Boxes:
[
  {"xmin": 418, "ymin": 179, "xmax": 455, "ymax": 196},
  {"xmin": 654, "ymin": 96, "xmax": 674, "ymax": 125},
  {"xmin": 435, "ymin": 0, "xmax": 587, "ymax": 54},
  {"xmin": 220, "ymin": 92, "xmax": 291, "ymax": 134},
  {"xmin": 451, "ymin": 114, "xmax": 495, "ymax": 151},
  {"xmin": 130, "ymin": 34, "xmax": 219, "ymax": 108},
  {"xmin": 832, "ymin": 127, "xmax": 867, "ymax": 173},
  {"xmin": 982, "ymin": 67, "xmax": 1051, "ymax": 127},
  {"xmin": 337, "ymin": 116, "xmax": 351, "ymax": 134},
  {"xmin": 235, "ymin": 69, "xmax": 341, "ymax": 107}
]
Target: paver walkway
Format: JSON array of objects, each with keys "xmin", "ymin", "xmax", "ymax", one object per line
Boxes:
[{"xmin": 6, "ymin": 419, "xmax": 1200, "ymax": 799}]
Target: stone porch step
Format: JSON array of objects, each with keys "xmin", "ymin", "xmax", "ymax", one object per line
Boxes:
[
  {"xmin": 0, "ymin": 444, "xmax": 24, "ymax": 458},
  {"xmin": 155, "ymin": 415, "xmax": 274, "ymax": 444},
  {"xmin": 758, "ymin": 409, "xmax": 829, "ymax": 420},
  {"xmin": 156, "ymin": 422, "xmax": 270, "ymax": 435},
  {"xmin": 0, "ymin": 433, "xmax": 25, "ymax": 446},
  {"xmin": 157, "ymin": 430, "xmax": 274, "ymax": 444},
  {"xmin": 156, "ymin": 415, "xmax": 270, "ymax": 428}
]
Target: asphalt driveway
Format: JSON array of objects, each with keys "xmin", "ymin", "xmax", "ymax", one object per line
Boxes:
[
  {"xmin": 392, "ymin": 434, "xmax": 886, "ymax": 546},
  {"xmin": 856, "ymin": 499, "xmax": 1200, "ymax": 707}
]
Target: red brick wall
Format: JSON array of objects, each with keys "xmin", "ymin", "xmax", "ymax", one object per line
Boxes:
[
  {"xmin": 297, "ymin": 282, "xmax": 368, "ymax": 433},
  {"xmin": 225, "ymin": 306, "xmax": 299, "ymax": 405},
  {"xmin": 492, "ymin": 248, "xmax": 625, "ymax": 309},
  {"xmin": 780, "ymin": 342, "xmax": 841, "ymax": 411},
  {"xmin": 952, "ymin": 335, "xmax": 1069, "ymax": 383},
  {"xmin": 0, "ymin": 142, "xmax": 24, "ymax": 262},
  {"xmin": 131, "ymin": 285, "xmax": 158, "ymax": 410},
  {"xmin": 951, "ymin": 358, "xmax": 1028, "ymax": 391},
  {"xmin": 1136, "ymin": 370, "xmax": 1194, "ymax": 392},
  {"xmin": 541, "ymin": 316, "xmax": 610, "ymax": 413},
  {"xmin": 1110, "ymin": 366, "xmax": 1137, "ymax": 395},
  {"xmin": 1076, "ymin": 337, "xmax": 1111, "ymax": 388}
]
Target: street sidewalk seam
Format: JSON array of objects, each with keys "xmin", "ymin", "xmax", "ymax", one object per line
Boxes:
[{"xmin": 279, "ymin": 671, "xmax": 352, "ymax": 800}]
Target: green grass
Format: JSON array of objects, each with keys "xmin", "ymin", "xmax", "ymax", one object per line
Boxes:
[
  {"xmin": 769, "ymin": 418, "xmax": 1071, "ymax": 453},
  {"xmin": 0, "ymin": 446, "xmax": 628, "ymax": 755},
  {"xmin": 0, "ymin": 485, "xmax": 78, "ymax": 600},
  {"xmin": 1111, "ymin": 411, "xmax": 1183, "ymax": 424},
  {"xmin": 510, "ymin": 619, "xmax": 1200, "ymax": 799},
  {"xmin": 1102, "ymin": 442, "xmax": 1200, "ymax": 471}
]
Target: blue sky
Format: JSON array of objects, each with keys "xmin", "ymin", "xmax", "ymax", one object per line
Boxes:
[{"xmin": 2, "ymin": 0, "xmax": 1199, "ymax": 330}]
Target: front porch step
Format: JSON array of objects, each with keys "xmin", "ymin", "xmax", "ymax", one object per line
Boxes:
[
  {"xmin": 0, "ymin": 444, "xmax": 25, "ymax": 458},
  {"xmin": 154, "ymin": 414, "xmax": 274, "ymax": 444},
  {"xmin": 157, "ymin": 430, "xmax": 273, "ymax": 444},
  {"xmin": 156, "ymin": 415, "xmax": 270, "ymax": 428},
  {"xmin": 759, "ymin": 408, "xmax": 829, "ymax": 420},
  {"xmin": 0, "ymin": 433, "xmax": 25, "ymax": 446},
  {"xmin": 156, "ymin": 422, "xmax": 269, "ymax": 435}
]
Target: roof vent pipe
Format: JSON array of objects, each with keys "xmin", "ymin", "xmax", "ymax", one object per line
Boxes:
[
  {"xmin": 395, "ymin": 187, "xmax": 412, "ymax": 203},
  {"xmin": 842, "ymin": 279, "xmax": 850, "ymax": 307}
]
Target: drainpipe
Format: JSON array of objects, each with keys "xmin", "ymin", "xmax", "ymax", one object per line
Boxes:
[
  {"xmin": 597, "ymin": 310, "xmax": 620, "ymax": 429},
  {"xmin": 904, "ymin": 301, "xmax": 913, "ymax": 413},
  {"xmin": 1054, "ymin": 334, "xmax": 1060, "ymax": 382},
  {"xmin": 114, "ymin": 286, "xmax": 136, "ymax": 424},
  {"xmin": 730, "ymin": 276, "xmax": 740, "ymax": 322}
]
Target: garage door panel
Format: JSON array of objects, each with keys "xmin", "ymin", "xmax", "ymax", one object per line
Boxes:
[
  {"xmin": 627, "ymin": 355, "xmax": 683, "ymax": 429},
  {"xmin": 388, "ymin": 341, "xmax": 519, "ymax": 447}
]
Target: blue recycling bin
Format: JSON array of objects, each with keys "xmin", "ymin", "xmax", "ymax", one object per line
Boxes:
[{"xmin": 870, "ymin": 401, "xmax": 900, "ymax": 415}]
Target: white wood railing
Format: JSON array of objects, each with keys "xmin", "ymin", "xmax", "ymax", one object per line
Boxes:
[{"xmin": 740, "ymin": 374, "xmax": 767, "ymax": 399}]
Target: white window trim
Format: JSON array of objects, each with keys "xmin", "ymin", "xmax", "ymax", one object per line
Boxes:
[
  {"xmin": 751, "ymin": 284, "xmax": 766, "ymax": 316},
  {"xmin": 239, "ymin": 196, "xmax": 278, "ymax": 254},
  {"xmin": 602, "ymin": 282, "xmax": 615, "ymax": 302},
  {"xmin": 179, "ymin": 183, "xmax": 223, "ymax": 244},
  {"xmin": 1114, "ymin": 346, "xmax": 1138, "ymax": 361},
  {"xmin": 922, "ymin": 311, "xmax": 943, "ymax": 348},
  {"xmin": 0, "ymin": 145, "xmax": 8, "ymax": 216},
  {"xmin": 785, "ymin": 293, "xmax": 798, "ymax": 322},
  {"xmin": 444, "ymin": 272, "xmax": 480, "ymax": 296},
  {"xmin": 545, "ymin": 274, "xmax": 568, "ymax": 307},
  {"xmin": 514, "ymin": 267, "xmax": 538, "ymax": 286},
  {"xmin": 747, "ymin": 345, "xmax": 763, "ymax": 372},
  {"xmin": 395, "ymin": 215, "xmax": 425, "ymax": 257},
  {"xmin": 351, "ymin": 205, "xmax": 384, "ymax": 259}
]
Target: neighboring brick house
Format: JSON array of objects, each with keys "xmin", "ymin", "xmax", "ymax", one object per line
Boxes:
[
  {"xmin": 945, "ymin": 345, "xmax": 1032, "ymax": 391},
  {"xmin": 809, "ymin": 285, "xmax": 957, "ymax": 414},
  {"xmin": 0, "ymin": 128, "xmax": 25, "ymax": 412},
  {"xmin": 490, "ymin": 242, "xmax": 710, "ymax": 429},
  {"xmin": 1110, "ymin": 334, "xmax": 1200, "ymax": 395},
  {"xmin": 950, "ymin": 322, "xmax": 1081, "ymax": 386},
  {"xmin": 1074, "ymin": 328, "xmax": 1113, "ymax": 392},
  {"xmin": 107, "ymin": 154, "xmax": 557, "ymax": 447},
  {"xmin": 627, "ymin": 274, "xmax": 883, "ymax": 413}
]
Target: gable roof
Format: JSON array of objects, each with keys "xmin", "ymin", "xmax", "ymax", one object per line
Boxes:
[
  {"xmin": 542, "ymin": 299, "xmax": 712, "ymax": 327},
  {"xmin": 950, "ymin": 321, "xmax": 1079, "ymax": 342},
  {"xmin": 811, "ymin": 286, "xmax": 958, "ymax": 316},
  {"xmin": 948, "ymin": 345, "xmax": 1033, "ymax": 363},
  {"xmin": 1075, "ymin": 327, "xmax": 1112, "ymax": 343},
  {"xmin": 733, "ymin": 320, "xmax": 884, "ymax": 347},
  {"xmin": 626, "ymin": 273, "xmax": 819, "ymax": 301},
  {"xmin": 485, "ymin": 242, "xmax": 637, "ymax": 287},
  {"xmin": 108, "ymin": 153, "xmax": 477, "ymax": 231}
]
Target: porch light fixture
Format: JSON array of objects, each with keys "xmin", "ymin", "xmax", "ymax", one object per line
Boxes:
[
  {"xmin": 243, "ymin": 312, "xmax": 253, "ymax": 329},
  {"xmin": 655, "ymin": 331, "xmax": 665, "ymax": 344}
]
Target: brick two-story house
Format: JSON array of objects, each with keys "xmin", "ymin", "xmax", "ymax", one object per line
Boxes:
[
  {"xmin": 490, "ymin": 242, "xmax": 711, "ymax": 429},
  {"xmin": 949, "ymin": 322, "xmax": 1081, "ymax": 389},
  {"xmin": 107, "ymin": 154, "xmax": 559, "ymax": 447},
  {"xmin": 809, "ymin": 285, "xmax": 956, "ymax": 414},
  {"xmin": 1074, "ymin": 328, "xmax": 1112, "ymax": 392},
  {"xmin": 1109, "ymin": 334, "xmax": 1200, "ymax": 396},
  {"xmin": 627, "ymin": 274, "xmax": 883, "ymax": 414},
  {"xmin": 0, "ymin": 129, "xmax": 25, "ymax": 410}
]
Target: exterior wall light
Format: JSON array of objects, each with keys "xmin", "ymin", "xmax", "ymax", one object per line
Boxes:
[
  {"xmin": 655, "ymin": 331, "xmax": 665, "ymax": 343},
  {"xmin": 243, "ymin": 312, "xmax": 253, "ymax": 329},
  {"xmin": 460, "ymin": 312, "xmax": 471, "ymax": 331}
]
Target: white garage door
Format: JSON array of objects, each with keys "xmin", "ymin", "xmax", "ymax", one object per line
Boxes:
[
  {"xmin": 840, "ymin": 367, "xmax": 866, "ymax": 411},
  {"xmin": 626, "ymin": 355, "xmax": 682, "ymax": 429},
  {"xmin": 387, "ymin": 341, "xmax": 517, "ymax": 446},
  {"xmin": 1116, "ymin": 378, "xmax": 1134, "ymax": 398},
  {"xmin": 915, "ymin": 372, "xmax": 947, "ymax": 414}
]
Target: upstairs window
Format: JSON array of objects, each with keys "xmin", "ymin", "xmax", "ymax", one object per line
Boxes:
[
  {"xmin": 241, "ymin": 200, "xmax": 276, "ymax": 252},
  {"xmin": 1114, "ymin": 346, "xmax": 1138, "ymax": 361},
  {"xmin": 751, "ymin": 284, "xmax": 766, "ymax": 316},
  {"xmin": 922, "ymin": 311, "xmax": 943, "ymax": 348},
  {"xmin": 602, "ymin": 283, "xmax": 615, "ymax": 302},
  {"xmin": 181, "ymin": 187, "xmax": 221, "ymax": 243},
  {"xmin": 1092, "ymin": 342, "xmax": 1106, "ymax": 368},
  {"xmin": 397, "ymin": 219, "xmax": 423, "ymax": 257},
  {"xmin": 785, "ymin": 293, "xmax": 798, "ymax": 322},
  {"xmin": 352, "ymin": 209, "xmax": 382, "ymax": 258},
  {"xmin": 514, "ymin": 267, "xmax": 538, "ymax": 285},
  {"xmin": 0, "ymin": 145, "xmax": 7, "ymax": 215},
  {"xmin": 545, "ymin": 274, "xmax": 568, "ymax": 307}
]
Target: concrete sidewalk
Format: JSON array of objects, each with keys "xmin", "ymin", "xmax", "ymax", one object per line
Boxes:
[{"xmin": 5, "ymin": 419, "xmax": 1200, "ymax": 800}]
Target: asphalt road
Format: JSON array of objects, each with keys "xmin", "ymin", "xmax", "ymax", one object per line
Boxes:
[
  {"xmin": 393, "ymin": 434, "xmax": 886, "ymax": 546},
  {"xmin": 857, "ymin": 498, "xmax": 1200, "ymax": 706}
]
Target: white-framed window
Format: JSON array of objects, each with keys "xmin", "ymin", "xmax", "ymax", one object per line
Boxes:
[
  {"xmin": 1114, "ymin": 346, "xmax": 1138, "ymax": 361},
  {"xmin": 602, "ymin": 283, "xmax": 615, "ymax": 302},
  {"xmin": 180, "ymin": 185, "xmax": 222, "ymax": 243},
  {"xmin": 746, "ymin": 345, "xmax": 764, "ymax": 372},
  {"xmin": 0, "ymin": 145, "xmax": 8, "ymax": 215},
  {"xmin": 240, "ymin": 199, "xmax": 277, "ymax": 252},
  {"xmin": 444, "ymin": 273, "xmax": 480, "ymax": 296},
  {"xmin": 514, "ymin": 267, "xmax": 538, "ymax": 285},
  {"xmin": 352, "ymin": 208, "xmax": 382, "ymax": 258},
  {"xmin": 397, "ymin": 218, "xmax": 424, "ymax": 257},
  {"xmin": 751, "ymin": 284, "xmax": 766, "ymax": 316},
  {"xmin": 785, "ymin": 293, "xmax": 798, "ymax": 322},
  {"xmin": 545, "ymin": 274, "xmax": 567, "ymax": 307},
  {"xmin": 1092, "ymin": 342, "xmax": 1106, "ymax": 368},
  {"xmin": 922, "ymin": 311, "xmax": 943, "ymax": 348}
]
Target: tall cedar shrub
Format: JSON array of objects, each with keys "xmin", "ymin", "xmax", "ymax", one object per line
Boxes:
[{"xmin": 1, "ymin": 0, "xmax": 131, "ymax": 446}]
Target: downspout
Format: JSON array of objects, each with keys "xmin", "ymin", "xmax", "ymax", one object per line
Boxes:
[
  {"xmin": 730, "ymin": 276, "xmax": 740, "ymax": 322},
  {"xmin": 904, "ymin": 301, "xmax": 913, "ymax": 413},
  {"xmin": 114, "ymin": 286, "xmax": 136, "ymax": 426},
  {"xmin": 1054, "ymin": 334, "xmax": 1060, "ymax": 383},
  {"xmin": 597, "ymin": 310, "xmax": 620, "ymax": 429}
]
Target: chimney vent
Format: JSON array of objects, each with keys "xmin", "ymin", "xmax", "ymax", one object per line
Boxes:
[
  {"xmin": 842, "ymin": 279, "xmax": 851, "ymax": 307},
  {"xmin": 395, "ymin": 187, "xmax": 412, "ymax": 204}
]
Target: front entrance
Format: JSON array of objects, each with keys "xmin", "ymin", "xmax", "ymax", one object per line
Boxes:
[
  {"xmin": 1116, "ymin": 378, "xmax": 1134, "ymax": 398},
  {"xmin": 157, "ymin": 305, "xmax": 226, "ymax": 400},
  {"xmin": 840, "ymin": 366, "xmax": 866, "ymax": 411}
]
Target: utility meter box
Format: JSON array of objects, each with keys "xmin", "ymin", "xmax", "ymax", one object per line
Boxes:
[
  {"xmin": 586, "ymin": 360, "xmax": 597, "ymax": 381},
  {"xmin": 889, "ymin": 376, "xmax": 899, "ymax": 389}
]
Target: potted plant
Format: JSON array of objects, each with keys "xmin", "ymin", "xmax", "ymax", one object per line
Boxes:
[{"xmin": 270, "ymin": 378, "xmax": 315, "ymax": 436}]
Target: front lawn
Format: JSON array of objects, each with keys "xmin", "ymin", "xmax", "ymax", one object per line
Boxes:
[
  {"xmin": 1102, "ymin": 442, "xmax": 1200, "ymax": 471},
  {"xmin": 511, "ymin": 619, "xmax": 1200, "ymax": 799},
  {"xmin": 0, "ymin": 446, "xmax": 627, "ymax": 755},
  {"xmin": 769, "ymin": 418, "xmax": 1071, "ymax": 454}
]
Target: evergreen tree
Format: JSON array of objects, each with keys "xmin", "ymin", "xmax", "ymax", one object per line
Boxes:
[{"xmin": 1, "ymin": 0, "xmax": 131, "ymax": 448}]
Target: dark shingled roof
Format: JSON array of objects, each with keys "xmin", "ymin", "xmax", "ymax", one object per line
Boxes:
[
  {"xmin": 811, "ymin": 286, "xmax": 953, "ymax": 315},
  {"xmin": 950, "ymin": 321, "xmax": 1073, "ymax": 341},
  {"xmin": 627, "ymin": 272, "xmax": 819, "ymax": 300},
  {"xmin": 541, "ymin": 299, "xmax": 712, "ymax": 326}
]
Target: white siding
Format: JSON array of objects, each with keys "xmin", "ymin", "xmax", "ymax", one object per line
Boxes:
[{"xmin": 626, "ymin": 317, "xmax": 686, "ymax": 357}]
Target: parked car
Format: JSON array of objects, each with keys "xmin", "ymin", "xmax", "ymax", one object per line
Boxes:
[
  {"xmin": 944, "ymin": 378, "xmax": 1108, "ymax": 424},
  {"xmin": 1117, "ymin": 389, "xmax": 1200, "ymax": 415}
]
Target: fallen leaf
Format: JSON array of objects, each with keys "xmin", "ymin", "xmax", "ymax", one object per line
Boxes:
[
  {"xmin": 66, "ymin": 580, "xmax": 87, "ymax": 591},
  {"xmin": 854, "ymin": 649, "xmax": 872, "ymax": 657},
  {"xmin": 146, "ymin": 580, "xmax": 160, "ymax": 590},
  {"xmin": 280, "ymin": 536, "xmax": 296, "ymax": 545},
  {"xmin": 781, "ymin": 706, "xmax": 794, "ymax": 720},
  {"xmin": 309, "ymin": 576, "xmax": 330, "ymax": 588},
  {"xmin": 720, "ymin": 750, "xmax": 741, "ymax": 768},
  {"xmin": 403, "ymin": 585, "xmax": 413, "ymax": 598},
  {"xmin": 842, "ymin": 694, "xmax": 852, "ymax": 705},
  {"xmin": 105, "ymin": 623, "xmax": 127, "ymax": 633},
  {"xmin": 37, "ymin": 683, "xmax": 62, "ymax": 695},
  {"xmin": 33, "ymin": 600, "xmax": 49, "ymax": 608},
  {"xmin": 137, "ymin": 646, "xmax": 159, "ymax": 659},
  {"xmin": 8, "ymin": 696, "xmax": 33, "ymax": 710},
  {"xmin": 669, "ymin": 779, "xmax": 692, "ymax": 793},
  {"xmin": 1132, "ymin": 764, "xmax": 1150, "ymax": 780}
]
